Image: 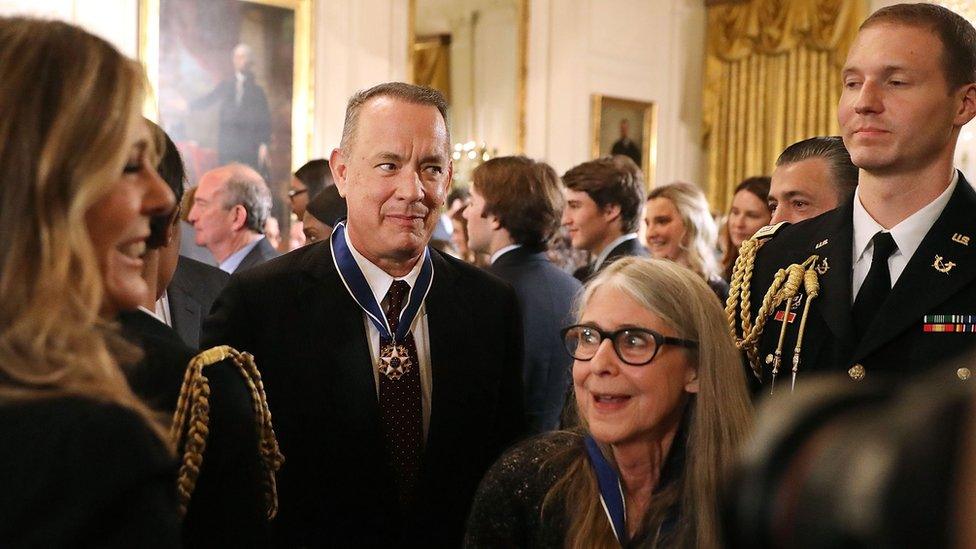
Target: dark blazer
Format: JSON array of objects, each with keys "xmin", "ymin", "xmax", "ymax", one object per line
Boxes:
[
  {"xmin": 0, "ymin": 397, "xmax": 179, "ymax": 547},
  {"xmin": 573, "ymin": 236, "xmax": 649, "ymax": 282},
  {"xmin": 168, "ymin": 256, "xmax": 230, "ymax": 349},
  {"xmin": 202, "ymin": 241, "xmax": 526, "ymax": 547},
  {"xmin": 119, "ymin": 310, "xmax": 268, "ymax": 548},
  {"xmin": 236, "ymin": 236, "xmax": 279, "ymax": 274},
  {"xmin": 490, "ymin": 247, "xmax": 581, "ymax": 433},
  {"xmin": 745, "ymin": 174, "xmax": 976, "ymax": 386}
]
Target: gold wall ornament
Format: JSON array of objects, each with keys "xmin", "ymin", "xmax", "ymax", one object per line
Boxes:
[
  {"xmin": 848, "ymin": 363, "xmax": 866, "ymax": 381},
  {"xmin": 958, "ymin": 367, "xmax": 971, "ymax": 381},
  {"xmin": 933, "ymin": 255, "xmax": 957, "ymax": 274}
]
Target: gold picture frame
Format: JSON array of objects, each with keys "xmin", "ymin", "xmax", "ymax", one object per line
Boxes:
[
  {"xmin": 138, "ymin": 0, "xmax": 313, "ymax": 180},
  {"xmin": 590, "ymin": 94, "xmax": 657, "ymax": 189}
]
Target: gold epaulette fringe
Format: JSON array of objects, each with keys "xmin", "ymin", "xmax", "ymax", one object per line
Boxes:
[
  {"xmin": 726, "ymin": 235, "xmax": 822, "ymax": 392},
  {"xmin": 170, "ymin": 345, "xmax": 285, "ymax": 519}
]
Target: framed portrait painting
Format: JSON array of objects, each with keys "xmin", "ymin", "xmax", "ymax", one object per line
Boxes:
[
  {"xmin": 590, "ymin": 94, "xmax": 657, "ymax": 188},
  {"xmin": 138, "ymin": 0, "xmax": 312, "ymax": 198}
]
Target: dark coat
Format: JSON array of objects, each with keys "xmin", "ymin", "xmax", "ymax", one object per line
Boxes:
[
  {"xmin": 236, "ymin": 237, "xmax": 279, "ymax": 274},
  {"xmin": 745, "ymin": 174, "xmax": 976, "ymax": 387},
  {"xmin": 119, "ymin": 310, "xmax": 268, "ymax": 548},
  {"xmin": 0, "ymin": 397, "xmax": 179, "ymax": 548},
  {"xmin": 168, "ymin": 255, "xmax": 230, "ymax": 349},
  {"xmin": 202, "ymin": 241, "xmax": 526, "ymax": 547},
  {"xmin": 489, "ymin": 247, "xmax": 582, "ymax": 433},
  {"xmin": 573, "ymin": 236, "xmax": 650, "ymax": 282}
]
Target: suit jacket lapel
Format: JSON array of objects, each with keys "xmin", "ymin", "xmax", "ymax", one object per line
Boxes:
[
  {"xmin": 420, "ymin": 252, "xmax": 473, "ymax": 470},
  {"xmin": 854, "ymin": 179, "xmax": 976, "ymax": 361},
  {"xmin": 296, "ymin": 244, "xmax": 383, "ymax": 451},
  {"xmin": 811, "ymin": 201, "xmax": 856, "ymax": 355}
]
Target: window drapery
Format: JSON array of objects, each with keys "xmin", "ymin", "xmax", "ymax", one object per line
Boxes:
[{"xmin": 703, "ymin": 0, "xmax": 865, "ymax": 211}]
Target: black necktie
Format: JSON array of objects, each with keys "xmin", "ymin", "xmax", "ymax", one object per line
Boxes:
[
  {"xmin": 852, "ymin": 231, "xmax": 898, "ymax": 341},
  {"xmin": 377, "ymin": 280, "xmax": 424, "ymax": 507}
]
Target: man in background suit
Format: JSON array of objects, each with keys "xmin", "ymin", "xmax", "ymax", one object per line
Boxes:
[
  {"xmin": 464, "ymin": 155, "xmax": 581, "ymax": 433},
  {"xmin": 190, "ymin": 43, "xmax": 271, "ymax": 172},
  {"xmin": 187, "ymin": 163, "xmax": 278, "ymax": 274},
  {"xmin": 732, "ymin": 3, "xmax": 976, "ymax": 389},
  {"xmin": 167, "ymin": 257, "xmax": 228, "ymax": 349},
  {"xmin": 562, "ymin": 155, "xmax": 648, "ymax": 281},
  {"xmin": 203, "ymin": 82, "xmax": 525, "ymax": 546}
]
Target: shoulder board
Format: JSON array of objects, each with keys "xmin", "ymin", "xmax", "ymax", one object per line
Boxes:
[{"xmin": 751, "ymin": 221, "xmax": 790, "ymax": 241}]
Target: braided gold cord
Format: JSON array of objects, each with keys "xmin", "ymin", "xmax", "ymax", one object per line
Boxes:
[{"xmin": 170, "ymin": 345, "xmax": 284, "ymax": 520}]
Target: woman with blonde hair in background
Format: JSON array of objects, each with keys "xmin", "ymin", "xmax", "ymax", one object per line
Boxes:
[
  {"xmin": 466, "ymin": 257, "xmax": 752, "ymax": 548},
  {"xmin": 0, "ymin": 17, "xmax": 180, "ymax": 545},
  {"xmin": 644, "ymin": 182, "xmax": 729, "ymax": 301}
]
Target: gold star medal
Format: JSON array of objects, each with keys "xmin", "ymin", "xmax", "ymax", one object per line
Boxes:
[{"xmin": 378, "ymin": 342, "xmax": 413, "ymax": 380}]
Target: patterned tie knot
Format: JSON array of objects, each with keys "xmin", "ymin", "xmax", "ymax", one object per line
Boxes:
[
  {"xmin": 386, "ymin": 280, "xmax": 411, "ymax": 316},
  {"xmin": 872, "ymin": 231, "xmax": 897, "ymax": 260}
]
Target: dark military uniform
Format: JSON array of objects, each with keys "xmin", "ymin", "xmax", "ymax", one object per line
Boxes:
[{"xmin": 731, "ymin": 173, "xmax": 976, "ymax": 390}]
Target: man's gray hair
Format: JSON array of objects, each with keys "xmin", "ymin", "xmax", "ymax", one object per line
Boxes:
[
  {"xmin": 218, "ymin": 163, "xmax": 272, "ymax": 234},
  {"xmin": 338, "ymin": 82, "xmax": 450, "ymax": 152}
]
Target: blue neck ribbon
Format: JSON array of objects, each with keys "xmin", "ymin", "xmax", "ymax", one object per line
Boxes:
[
  {"xmin": 330, "ymin": 221, "xmax": 433, "ymax": 341},
  {"xmin": 585, "ymin": 435, "xmax": 628, "ymax": 545}
]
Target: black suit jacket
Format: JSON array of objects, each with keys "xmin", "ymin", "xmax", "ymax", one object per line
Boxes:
[
  {"xmin": 746, "ymin": 174, "xmax": 976, "ymax": 386},
  {"xmin": 573, "ymin": 236, "xmax": 650, "ymax": 282},
  {"xmin": 236, "ymin": 237, "xmax": 279, "ymax": 274},
  {"xmin": 489, "ymin": 247, "xmax": 582, "ymax": 433},
  {"xmin": 202, "ymin": 241, "xmax": 526, "ymax": 547},
  {"xmin": 119, "ymin": 310, "xmax": 268, "ymax": 548},
  {"xmin": 168, "ymin": 256, "xmax": 230, "ymax": 349}
]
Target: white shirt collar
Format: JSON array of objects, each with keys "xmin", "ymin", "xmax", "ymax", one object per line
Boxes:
[
  {"xmin": 490, "ymin": 244, "xmax": 522, "ymax": 265},
  {"xmin": 852, "ymin": 170, "xmax": 958, "ymax": 263},
  {"xmin": 137, "ymin": 305, "xmax": 165, "ymax": 323},
  {"xmin": 593, "ymin": 233, "xmax": 638, "ymax": 271},
  {"xmin": 343, "ymin": 225, "xmax": 424, "ymax": 306}
]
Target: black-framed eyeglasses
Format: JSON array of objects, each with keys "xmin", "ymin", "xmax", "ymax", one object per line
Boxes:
[
  {"xmin": 287, "ymin": 188, "xmax": 308, "ymax": 199},
  {"xmin": 560, "ymin": 324, "xmax": 698, "ymax": 366}
]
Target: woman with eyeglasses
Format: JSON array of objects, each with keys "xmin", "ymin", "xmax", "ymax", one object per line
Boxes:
[{"xmin": 465, "ymin": 257, "xmax": 752, "ymax": 548}]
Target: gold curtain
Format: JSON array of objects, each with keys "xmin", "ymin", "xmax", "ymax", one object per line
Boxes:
[
  {"xmin": 413, "ymin": 35, "xmax": 451, "ymax": 103},
  {"xmin": 703, "ymin": 0, "xmax": 865, "ymax": 212}
]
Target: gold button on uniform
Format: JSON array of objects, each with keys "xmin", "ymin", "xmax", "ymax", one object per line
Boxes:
[
  {"xmin": 958, "ymin": 367, "xmax": 971, "ymax": 381},
  {"xmin": 848, "ymin": 364, "xmax": 866, "ymax": 381}
]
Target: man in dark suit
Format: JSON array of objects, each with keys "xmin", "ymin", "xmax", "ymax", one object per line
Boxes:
[
  {"xmin": 190, "ymin": 43, "xmax": 271, "ymax": 172},
  {"xmin": 187, "ymin": 163, "xmax": 278, "ymax": 274},
  {"xmin": 729, "ymin": 3, "xmax": 976, "ymax": 392},
  {"xmin": 463, "ymin": 156, "xmax": 582, "ymax": 433},
  {"xmin": 610, "ymin": 118, "xmax": 641, "ymax": 167},
  {"xmin": 561, "ymin": 155, "xmax": 649, "ymax": 282},
  {"xmin": 203, "ymin": 82, "xmax": 525, "ymax": 546}
]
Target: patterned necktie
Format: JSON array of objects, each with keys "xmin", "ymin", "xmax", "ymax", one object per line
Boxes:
[
  {"xmin": 852, "ymin": 231, "xmax": 898, "ymax": 341},
  {"xmin": 378, "ymin": 279, "xmax": 424, "ymax": 507}
]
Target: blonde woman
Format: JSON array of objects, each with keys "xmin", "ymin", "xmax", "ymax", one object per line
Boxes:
[
  {"xmin": 466, "ymin": 257, "xmax": 752, "ymax": 548},
  {"xmin": 644, "ymin": 182, "xmax": 729, "ymax": 301},
  {"xmin": 0, "ymin": 17, "xmax": 179, "ymax": 545}
]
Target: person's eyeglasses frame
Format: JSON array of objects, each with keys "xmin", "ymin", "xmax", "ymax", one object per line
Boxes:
[
  {"xmin": 287, "ymin": 188, "xmax": 308, "ymax": 200},
  {"xmin": 560, "ymin": 324, "xmax": 698, "ymax": 366}
]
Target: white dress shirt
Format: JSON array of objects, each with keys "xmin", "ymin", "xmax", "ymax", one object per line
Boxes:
[
  {"xmin": 592, "ymin": 233, "xmax": 639, "ymax": 272},
  {"xmin": 851, "ymin": 171, "xmax": 958, "ymax": 302},
  {"xmin": 343, "ymin": 228, "xmax": 432, "ymax": 437},
  {"xmin": 219, "ymin": 236, "xmax": 264, "ymax": 274},
  {"xmin": 154, "ymin": 290, "xmax": 173, "ymax": 327}
]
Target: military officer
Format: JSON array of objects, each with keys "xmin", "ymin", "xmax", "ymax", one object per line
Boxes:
[{"xmin": 728, "ymin": 3, "xmax": 976, "ymax": 391}]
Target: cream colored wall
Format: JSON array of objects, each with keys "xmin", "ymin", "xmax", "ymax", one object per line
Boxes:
[
  {"xmin": 0, "ymin": 0, "xmax": 138, "ymax": 56},
  {"xmin": 525, "ymin": 0, "xmax": 706, "ymax": 185}
]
